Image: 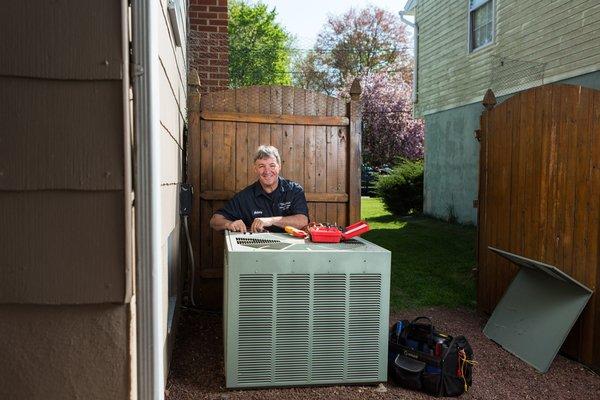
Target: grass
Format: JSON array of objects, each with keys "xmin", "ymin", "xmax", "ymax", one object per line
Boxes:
[{"xmin": 361, "ymin": 197, "xmax": 477, "ymax": 311}]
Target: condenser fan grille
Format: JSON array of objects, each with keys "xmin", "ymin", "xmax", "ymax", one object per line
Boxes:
[{"xmin": 235, "ymin": 273, "xmax": 383, "ymax": 386}]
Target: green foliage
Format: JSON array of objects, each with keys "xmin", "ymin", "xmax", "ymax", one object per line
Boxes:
[
  {"xmin": 228, "ymin": 0, "xmax": 294, "ymax": 87},
  {"xmin": 375, "ymin": 159, "xmax": 424, "ymax": 216},
  {"xmin": 361, "ymin": 198, "xmax": 476, "ymax": 311}
]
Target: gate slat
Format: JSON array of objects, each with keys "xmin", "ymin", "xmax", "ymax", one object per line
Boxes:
[
  {"xmin": 544, "ymin": 88, "xmax": 559, "ymax": 266},
  {"xmin": 496, "ymin": 99, "xmax": 516, "ymax": 306},
  {"xmin": 270, "ymin": 86, "xmax": 283, "ymax": 156},
  {"xmin": 337, "ymin": 99, "xmax": 348, "ymax": 226},
  {"xmin": 326, "ymin": 97, "xmax": 338, "ymax": 223},
  {"xmin": 315, "ymin": 94, "xmax": 328, "ymax": 223},
  {"xmin": 509, "ymin": 92, "xmax": 524, "ymax": 259},
  {"xmin": 235, "ymin": 88, "xmax": 249, "ymax": 191},
  {"xmin": 259, "ymin": 86, "xmax": 271, "ymax": 145},
  {"xmin": 292, "ymin": 88, "xmax": 306, "ymax": 186},
  {"xmin": 519, "ymin": 90, "xmax": 534, "ymax": 259},
  {"xmin": 555, "ymin": 90, "xmax": 570, "ymax": 275},
  {"xmin": 304, "ymin": 90, "xmax": 317, "ymax": 221},
  {"xmin": 281, "ymin": 87, "xmax": 294, "ymax": 182},
  {"xmin": 583, "ymin": 90, "xmax": 600, "ymax": 365},
  {"xmin": 562, "ymin": 89, "xmax": 581, "ymax": 278}
]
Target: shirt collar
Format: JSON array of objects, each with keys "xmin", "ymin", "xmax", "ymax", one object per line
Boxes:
[{"xmin": 254, "ymin": 176, "xmax": 286, "ymax": 198}]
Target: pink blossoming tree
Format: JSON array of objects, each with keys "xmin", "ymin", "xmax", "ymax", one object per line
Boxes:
[{"xmin": 361, "ymin": 72, "xmax": 424, "ymax": 166}]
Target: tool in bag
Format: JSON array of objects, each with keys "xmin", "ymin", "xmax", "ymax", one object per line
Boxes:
[{"xmin": 388, "ymin": 317, "xmax": 475, "ymax": 397}]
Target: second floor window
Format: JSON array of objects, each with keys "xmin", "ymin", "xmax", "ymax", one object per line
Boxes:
[{"xmin": 469, "ymin": 0, "xmax": 494, "ymax": 51}]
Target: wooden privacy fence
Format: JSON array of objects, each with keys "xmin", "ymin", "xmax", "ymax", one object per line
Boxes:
[
  {"xmin": 187, "ymin": 81, "xmax": 362, "ymax": 306},
  {"xmin": 477, "ymin": 84, "xmax": 600, "ymax": 368}
]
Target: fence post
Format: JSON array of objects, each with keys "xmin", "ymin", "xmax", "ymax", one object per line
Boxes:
[
  {"xmin": 476, "ymin": 88, "xmax": 495, "ymax": 314},
  {"xmin": 187, "ymin": 69, "xmax": 201, "ymax": 303},
  {"xmin": 348, "ymin": 78, "xmax": 362, "ymax": 224}
]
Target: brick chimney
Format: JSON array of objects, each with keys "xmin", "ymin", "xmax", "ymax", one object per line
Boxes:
[{"xmin": 189, "ymin": 0, "xmax": 229, "ymax": 93}]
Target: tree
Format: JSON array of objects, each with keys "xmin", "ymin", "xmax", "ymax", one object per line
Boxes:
[
  {"xmin": 293, "ymin": 6, "xmax": 412, "ymax": 95},
  {"xmin": 229, "ymin": 0, "xmax": 294, "ymax": 87},
  {"xmin": 361, "ymin": 72, "xmax": 423, "ymax": 165}
]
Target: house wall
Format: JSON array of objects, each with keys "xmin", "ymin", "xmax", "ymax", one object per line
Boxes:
[
  {"xmin": 423, "ymin": 71, "xmax": 600, "ymax": 224},
  {"xmin": 414, "ymin": 0, "xmax": 600, "ymax": 116},
  {"xmin": 188, "ymin": 0, "xmax": 229, "ymax": 92},
  {"xmin": 414, "ymin": 0, "xmax": 600, "ymax": 223},
  {"xmin": 0, "ymin": 1, "xmax": 132, "ymax": 399},
  {"xmin": 422, "ymin": 102, "xmax": 482, "ymax": 224},
  {"xmin": 157, "ymin": 0, "xmax": 188, "ymax": 375}
]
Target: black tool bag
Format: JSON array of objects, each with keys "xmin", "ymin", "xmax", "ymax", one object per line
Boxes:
[{"xmin": 388, "ymin": 317, "xmax": 474, "ymax": 397}]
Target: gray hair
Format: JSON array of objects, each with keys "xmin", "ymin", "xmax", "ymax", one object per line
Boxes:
[{"xmin": 254, "ymin": 145, "xmax": 281, "ymax": 165}]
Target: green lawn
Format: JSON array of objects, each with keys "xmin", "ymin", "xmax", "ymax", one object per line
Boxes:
[{"xmin": 361, "ymin": 197, "xmax": 477, "ymax": 311}]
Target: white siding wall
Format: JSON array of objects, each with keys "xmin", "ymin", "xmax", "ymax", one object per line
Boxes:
[
  {"xmin": 157, "ymin": 0, "xmax": 187, "ymax": 374},
  {"xmin": 415, "ymin": 0, "xmax": 600, "ymax": 115}
]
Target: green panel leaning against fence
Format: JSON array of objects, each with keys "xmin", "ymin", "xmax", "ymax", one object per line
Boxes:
[{"xmin": 361, "ymin": 197, "xmax": 476, "ymax": 311}]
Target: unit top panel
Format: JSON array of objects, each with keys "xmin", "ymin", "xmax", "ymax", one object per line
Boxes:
[{"xmin": 225, "ymin": 232, "xmax": 389, "ymax": 253}]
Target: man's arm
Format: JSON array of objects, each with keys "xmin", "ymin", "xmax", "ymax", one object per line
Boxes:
[
  {"xmin": 250, "ymin": 214, "xmax": 308, "ymax": 233},
  {"xmin": 210, "ymin": 213, "xmax": 247, "ymax": 233}
]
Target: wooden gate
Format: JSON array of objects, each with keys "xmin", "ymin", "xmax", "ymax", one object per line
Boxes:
[
  {"xmin": 187, "ymin": 83, "xmax": 362, "ymax": 307},
  {"xmin": 477, "ymin": 84, "xmax": 600, "ymax": 368}
]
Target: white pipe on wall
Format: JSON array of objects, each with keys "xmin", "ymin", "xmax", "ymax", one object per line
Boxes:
[
  {"xmin": 122, "ymin": 0, "xmax": 132, "ymax": 300},
  {"xmin": 132, "ymin": 0, "xmax": 164, "ymax": 399},
  {"xmin": 399, "ymin": 11, "xmax": 418, "ymax": 103}
]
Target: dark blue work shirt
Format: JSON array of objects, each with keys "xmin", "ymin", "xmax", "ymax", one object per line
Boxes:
[{"xmin": 215, "ymin": 177, "xmax": 309, "ymax": 232}]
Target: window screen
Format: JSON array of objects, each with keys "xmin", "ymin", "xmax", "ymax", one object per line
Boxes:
[{"xmin": 469, "ymin": 0, "xmax": 494, "ymax": 51}]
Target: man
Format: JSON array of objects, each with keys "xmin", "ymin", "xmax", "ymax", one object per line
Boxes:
[{"xmin": 209, "ymin": 145, "xmax": 309, "ymax": 233}]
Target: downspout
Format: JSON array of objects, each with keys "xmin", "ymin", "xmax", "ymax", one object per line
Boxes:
[
  {"xmin": 399, "ymin": 11, "xmax": 418, "ymax": 103},
  {"xmin": 132, "ymin": 1, "xmax": 165, "ymax": 400},
  {"xmin": 121, "ymin": 0, "xmax": 136, "ymax": 397},
  {"xmin": 122, "ymin": 0, "xmax": 132, "ymax": 302}
]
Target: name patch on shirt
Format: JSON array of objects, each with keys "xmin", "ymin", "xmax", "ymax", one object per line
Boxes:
[{"xmin": 252, "ymin": 210, "xmax": 263, "ymax": 216}]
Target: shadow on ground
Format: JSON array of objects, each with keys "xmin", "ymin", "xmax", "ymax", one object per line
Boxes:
[{"xmin": 166, "ymin": 307, "xmax": 600, "ymax": 400}]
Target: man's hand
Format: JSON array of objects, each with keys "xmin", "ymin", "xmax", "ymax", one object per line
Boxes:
[
  {"xmin": 226, "ymin": 219, "xmax": 247, "ymax": 233},
  {"xmin": 250, "ymin": 217, "xmax": 274, "ymax": 232}
]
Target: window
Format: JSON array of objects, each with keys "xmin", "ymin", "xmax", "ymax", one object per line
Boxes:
[{"xmin": 469, "ymin": 0, "xmax": 494, "ymax": 52}]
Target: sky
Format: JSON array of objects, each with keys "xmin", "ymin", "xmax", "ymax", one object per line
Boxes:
[{"xmin": 256, "ymin": 0, "xmax": 410, "ymax": 49}]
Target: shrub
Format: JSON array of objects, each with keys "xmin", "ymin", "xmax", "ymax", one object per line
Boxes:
[{"xmin": 375, "ymin": 160, "xmax": 424, "ymax": 216}]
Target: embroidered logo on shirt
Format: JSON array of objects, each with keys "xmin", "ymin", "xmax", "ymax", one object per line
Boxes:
[
  {"xmin": 252, "ymin": 210, "xmax": 263, "ymax": 216},
  {"xmin": 278, "ymin": 201, "xmax": 291, "ymax": 211}
]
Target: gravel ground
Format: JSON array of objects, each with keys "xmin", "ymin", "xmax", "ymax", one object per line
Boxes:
[{"xmin": 166, "ymin": 307, "xmax": 599, "ymax": 400}]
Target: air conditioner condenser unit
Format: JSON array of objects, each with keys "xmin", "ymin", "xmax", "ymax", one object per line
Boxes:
[{"xmin": 223, "ymin": 232, "xmax": 391, "ymax": 389}]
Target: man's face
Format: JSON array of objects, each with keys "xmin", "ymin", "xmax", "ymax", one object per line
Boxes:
[{"xmin": 254, "ymin": 156, "xmax": 281, "ymax": 187}]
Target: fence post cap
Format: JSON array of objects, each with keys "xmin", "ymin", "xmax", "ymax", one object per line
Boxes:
[{"xmin": 483, "ymin": 89, "xmax": 496, "ymax": 110}]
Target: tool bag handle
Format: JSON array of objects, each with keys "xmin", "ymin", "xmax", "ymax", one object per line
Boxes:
[{"xmin": 401, "ymin": 316, "xmax": 435, "ymax": 345}]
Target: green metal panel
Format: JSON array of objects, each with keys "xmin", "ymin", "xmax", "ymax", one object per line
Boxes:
[
  {"xmin": 483, "ymin": 247, "xmax": 593, "ymax": 373},
  {"xmin": 223, "ymin": 232, "xmax": 391, "ymax": 388}
]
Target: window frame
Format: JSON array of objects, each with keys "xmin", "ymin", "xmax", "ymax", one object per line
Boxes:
[{"xmin": 468, "ymin": 0, "xmax": 496, "ymax": 53}]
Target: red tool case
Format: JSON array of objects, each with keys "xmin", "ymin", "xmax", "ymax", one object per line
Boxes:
[{"xmin": 308, "ymin": 221, "xmax": 370, "ymax": 243}]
